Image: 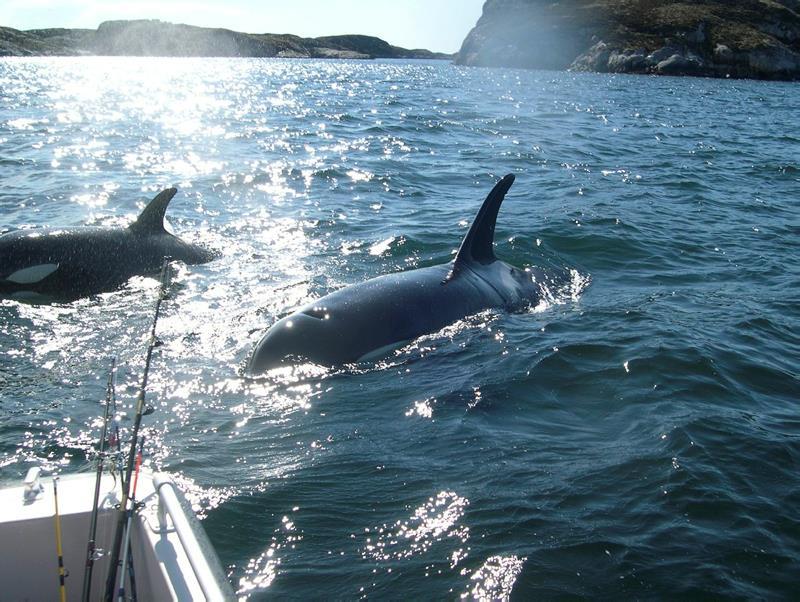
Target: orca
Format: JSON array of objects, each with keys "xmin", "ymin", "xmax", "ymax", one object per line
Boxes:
[
  {"xmin": 246, "ymin": 174, "xmax": 567, "ymax": 376},
  {"xmin": 0, "ymin": 188, "xmax": 217, "ymax": 302}
]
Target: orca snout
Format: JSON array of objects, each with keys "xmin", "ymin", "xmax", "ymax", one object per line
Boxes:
[{"xmin": 246, "ymin": 312, "xmax": 326, "ymax": 377}]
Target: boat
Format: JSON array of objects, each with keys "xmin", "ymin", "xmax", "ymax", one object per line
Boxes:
[
  {"xmin": 0, "ymin": 466, "xmax": 235, "ymax": 601},
  {"xmin": 0, "ymin": 261, "xmax": 234, "ymax": 600}
]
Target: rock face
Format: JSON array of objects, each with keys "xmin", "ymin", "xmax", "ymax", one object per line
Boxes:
[
  {"xmin": 0, "ymin": 20, "xmax": 451, "ymax": 60},
  {"xmin": 456, "ymin": 0, "xmax": 800, "ymax": 80},
  {"xmin": 0, "ymin": 26, "xmax": 92, "ymax": 56}
]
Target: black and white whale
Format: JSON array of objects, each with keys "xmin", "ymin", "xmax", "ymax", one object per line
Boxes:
[
  {"xmin": 247, "ymin": 174, "xmax": 567, "ymax": 376},
  {"xmin": 0, "ymin": 188, "xmax": 217, "ymax": 302}
]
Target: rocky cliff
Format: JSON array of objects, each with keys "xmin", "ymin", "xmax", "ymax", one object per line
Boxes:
[
  {"xmin": 0, "ymin": 19, "xmax": 450, "ymax": 60},
  {"xmin": 456, "ymin": 0, "xmax": 800, "ymax": 80}
]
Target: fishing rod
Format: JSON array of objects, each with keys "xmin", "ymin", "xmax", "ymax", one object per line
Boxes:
[
  {"xmin": 53, "ymin": 476, "xmax": 68, "ymax": 602},
  {"xmin": 109, "ymin": 381, "xmax": 139, "ymax": 601},
  {"xmin": 110, "ymin": 388, "xmax": 123, "ymax": 488},
  {"xmin": 117, "ymin": 436, "xmax": 144, "ymax": 602},
  {"xmin": 103, "ymin": 258, "xmax": 171, "ymax": 602},
  {"xmin": 126, "ymin": 540, "xmax": 139, "ymax": 602},
  {"xmin": 82, "ymin": 357, "xmax": 116, "ymax": 602}
]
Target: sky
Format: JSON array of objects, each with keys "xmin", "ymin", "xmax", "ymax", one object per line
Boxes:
[{"xmin": 0, "ymin": 0, "xmax": 486, "ymax": 54}]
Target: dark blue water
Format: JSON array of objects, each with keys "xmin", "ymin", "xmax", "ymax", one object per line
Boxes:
[{"xmin": 1, "ymin": 57, "xmax": 798, "ymax": 599}]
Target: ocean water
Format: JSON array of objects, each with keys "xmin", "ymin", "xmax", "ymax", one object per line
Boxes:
[{"xmin": 0, "ymin": 57, "xmax": 798, "ymax": 599}]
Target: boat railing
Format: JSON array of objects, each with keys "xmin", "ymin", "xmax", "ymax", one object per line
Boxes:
[{"xmin": 152, "ymin": 473, "xmax": 231, "ymax": 601}]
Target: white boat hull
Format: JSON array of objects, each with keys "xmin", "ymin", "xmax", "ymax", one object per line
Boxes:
[{"xmin": 0, "ymin": 468, "xmax": 234, "ymax": 601}]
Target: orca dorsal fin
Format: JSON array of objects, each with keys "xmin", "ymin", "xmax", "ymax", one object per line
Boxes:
[
  {"xmin": 129, "ymin": 188, "xmax": 177, "ymax": 234},
  {"xmin": 453, "ymin": 174, "xmax": 515, "ymax": 268}
]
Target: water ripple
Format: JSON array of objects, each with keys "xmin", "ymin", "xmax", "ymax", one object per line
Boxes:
[{"xmin": 0, "ymin": 58, "xmax": 798, "ymax": 599}]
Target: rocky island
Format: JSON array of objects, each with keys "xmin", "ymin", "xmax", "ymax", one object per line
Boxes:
[
  {"xmin": 456, "ymin": 0, "xmax": 800, "ymax": 80},
  {"xmin": 0, "ymin": 19, "xmax": 450, "ymax": 60}
]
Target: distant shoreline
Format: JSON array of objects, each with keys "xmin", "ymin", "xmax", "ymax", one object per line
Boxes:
[{"xmin": 0, "ymin": 19, "xmax": 454, "ymax": 61}]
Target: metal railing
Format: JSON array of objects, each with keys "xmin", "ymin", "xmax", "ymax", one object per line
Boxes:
[{"xmin": 152, "ymin": 474, "xmax": 232, "ymax": 601}]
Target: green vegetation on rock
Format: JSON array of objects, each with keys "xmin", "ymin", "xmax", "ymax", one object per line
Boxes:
[{"xmin": 456, "ymin": 0, "xmax": 800, "ymax": 80}]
